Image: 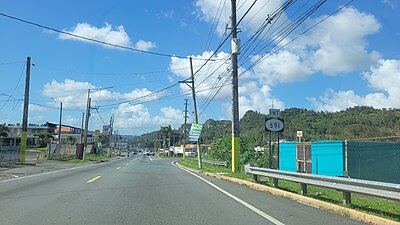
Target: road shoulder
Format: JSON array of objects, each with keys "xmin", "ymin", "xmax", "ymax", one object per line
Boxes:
[{"xmin": 175, "ymin": 161, "xmax": 399, "ymax": 225}]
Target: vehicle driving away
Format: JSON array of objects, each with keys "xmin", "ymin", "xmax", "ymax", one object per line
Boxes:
[{"xmin": 0, "ymin": 0, "xmax": 398, "ymax": 225}]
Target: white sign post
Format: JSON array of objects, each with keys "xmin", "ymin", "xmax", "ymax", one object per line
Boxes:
[{"xmin": 297, "ymin": 130, "xmax": 303, "ymax": 142}]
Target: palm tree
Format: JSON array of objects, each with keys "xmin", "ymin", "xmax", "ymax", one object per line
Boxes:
[
  {"xmin": 66, "ymin": 136, "xmax": 76, "ymax": 145},
  {"xmin": 0, "ymin": 124, "xmax": 8, "ymax": 137},
  {"xmin": 34, "ymin": 133, "xmax": 54, "ymax": 147}
]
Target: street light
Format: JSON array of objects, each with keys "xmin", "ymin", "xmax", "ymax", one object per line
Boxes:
[{"xmin": 52, "ymin": 98, "xmax": 62, "ymax": 146}]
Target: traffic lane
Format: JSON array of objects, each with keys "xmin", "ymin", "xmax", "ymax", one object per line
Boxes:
[
  {"xmin": 111, "ymin": 157, "xmax": 280, "ymax": 225},
  {"xmin": 178, "ymin": 162, "xmax": 367, "ymax": 225},
  {"xmin": 0, "ymin": 156, "xmax": 137, "ymax": 225},
  {"xmin": 1, "ymin": 155, "xmax": 273, "ymax": 225},
  {"xmin": 35, "ymin": 155, "xmax": 278, "ymax": 225}
]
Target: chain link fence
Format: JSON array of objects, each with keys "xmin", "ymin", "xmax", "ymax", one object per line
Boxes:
[
  {"xmin": 347, "ymin": 136, "xmax": 400, "ymax": 184},
  {"xmin": 0, "ymin": 146, "xmax": 20, "ymax": 164}
]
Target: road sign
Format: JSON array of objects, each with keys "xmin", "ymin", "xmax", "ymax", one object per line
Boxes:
[
  {"xmin": 265, "ymin": 118, "xmax": 284, "ymax": 132},
  {"xmin": 188, "ymin": 123, "xmax": 203, "ymax": 141},
  {"xmin": 297, "ymin": 131, "xmax": 303, "ymax": 137},
  {"xmin": 269, "ymin": 109, "xmax": 280, "ymax": 118},
  {"xmin": 102, "ymin": 125, "xmax": 110, "ymax": 134}
]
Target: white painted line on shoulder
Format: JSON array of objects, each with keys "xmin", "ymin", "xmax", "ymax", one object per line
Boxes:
[
  {"xmin": 149, "ymin": 156, "xmax": 153, "ymax": 161},
  {"xmin": 116, "ymin": 167, "xmax": 121, "ymax": 170},
  {"xmin": 0, "ymin": 162, "xmax": 102, "ymax": 184},
  {"xmin": 172, "ymin": 161, "xmax": 285, "ymax": 225}
]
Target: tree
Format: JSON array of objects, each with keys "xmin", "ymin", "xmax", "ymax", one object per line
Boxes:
[
  {"xmin": 65, "ymin": 136, "xmax": 76, "ymax": 145},
  {"xmin": 96, "ymin": 133, "xmax": 109, "ymax": 147},
  {"xmin": 34, "ymin": 133, "xmax": 54, "ymax": 147},
  {"xmin": 0, "ymin": 124, "xmax": 9, "ymax": 137}
]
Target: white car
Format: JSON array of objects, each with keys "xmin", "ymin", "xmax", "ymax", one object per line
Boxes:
[{"xmin": 185, "ymin": 151, "xmax": 195, "ymax": 157}]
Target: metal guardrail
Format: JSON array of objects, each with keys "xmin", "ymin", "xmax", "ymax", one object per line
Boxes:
[
  {"xmin": 245, "ymin": 165, "xmax": 400, "ymax": 205},
  {"xmin": 202, "ymin": 159, "xmax": 228, "ymax": 167}
]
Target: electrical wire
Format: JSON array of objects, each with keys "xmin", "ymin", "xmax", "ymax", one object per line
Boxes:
[{"xmin": 0, "ymin": 12, "xmax": 216, "ymax": 60}]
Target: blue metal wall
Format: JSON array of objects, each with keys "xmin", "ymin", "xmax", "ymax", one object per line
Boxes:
[
  {"xmin": 279, "ymin": 142, "xmax": 297, "ymax": 172},
  {"xmin": 311, "ymin": 141, "xmax": 344, "ymax": 176}
]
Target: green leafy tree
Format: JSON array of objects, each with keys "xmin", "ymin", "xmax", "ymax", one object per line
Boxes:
[
  {"xmin": 34, "ymin": 133, "xmax": 54, "ymax": 147},
  {"xmin": 0, "ymin": 124, "xmax": 9, "ymax": 137},
  {"xmin": 96, "ymin": 133, "xmax": 109, "ymax": 147},
  {"xmin": 65, "ymin": 136, "xmax": 76, "ymax": 145}
]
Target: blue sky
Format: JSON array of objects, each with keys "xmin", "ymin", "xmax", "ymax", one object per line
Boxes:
[{"xmin": 0, "ymin": 0, "xmax": 399, "ymax": 135}]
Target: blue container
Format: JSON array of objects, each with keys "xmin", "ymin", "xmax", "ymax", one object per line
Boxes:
[
  {"xmin": 311, "ymin": 141, "xmax": 344, "ymax": 176},
  {"xmin": 279, "ymin": 142, "xmax": 297, "ymax": 172}
]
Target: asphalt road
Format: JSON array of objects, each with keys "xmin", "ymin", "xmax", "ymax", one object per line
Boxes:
[{"xmin": 0, "ymin": 155, "xmax": 367, "ymax": 225}]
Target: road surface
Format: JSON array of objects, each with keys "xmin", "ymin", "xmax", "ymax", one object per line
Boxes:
[{"xmin": 0, "ymin": 155, "xmax": 367, "ymax": 225}]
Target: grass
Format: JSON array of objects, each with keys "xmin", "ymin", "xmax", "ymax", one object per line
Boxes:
[
  {"xmin": 180, "ymin": 158, "xmax": 400, "ymax": 222},
  {"xmin": 27, "ymin": 147, "xmax": 48, "ymax": 151},
  {"xmin": 54, "ymin": 154, "xmax": 110, "ymax": 163}
]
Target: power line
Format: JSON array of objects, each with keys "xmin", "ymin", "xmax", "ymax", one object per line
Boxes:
[{"xmin": 0, "ymin": 12, "xmax": 213, "ymax": 60}]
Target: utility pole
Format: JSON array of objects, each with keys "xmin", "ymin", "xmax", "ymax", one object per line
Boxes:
[
  {"xmin": 108, "ymin": 114, "xmax": 114, "ymax": 157},
  {"xmin": 20, "ymin": 56, "xmax": 31, "ymax": 162},
  {"xmin": 83, "ymin": 89, "xmax": 91, "ymax": 161},
  {"xmin": 179, "ymin": 58, "xmax": 202, "ymax": 168},
  {"xmin": 231, "ymin": 0, "xmax": 240, "ymax": 172},
  {"xmin": 182, "ymin": 99, "xmax": 189, "ymax": 159}
]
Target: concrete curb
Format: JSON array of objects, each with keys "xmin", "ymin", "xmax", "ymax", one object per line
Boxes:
[{"xmin": 175, "ymin": 162, "xmax": 399, "ymax": 225}]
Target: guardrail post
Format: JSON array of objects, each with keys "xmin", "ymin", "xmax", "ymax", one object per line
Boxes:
[
  {"xmin": 343, "ymin": 191, "xmax": 351, "ymax": 205},
  {"xmin": 301, "ymin": 183, "xmax": 307, "ymax": 195},
  {"xmin": 273, "ymin": 178, "xmax": 279, "ymax": 188},
  {"xmin": 253, "ymin": 174, "xmax": 259, "ymax": 183}
]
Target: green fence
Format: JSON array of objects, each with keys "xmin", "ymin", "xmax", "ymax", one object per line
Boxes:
[{"xmin": 347, "ymin": 141, "xmax": 400, "ymax": 184}]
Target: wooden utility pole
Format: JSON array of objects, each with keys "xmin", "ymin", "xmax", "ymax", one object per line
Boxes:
[
  {"xmin": 83, "ymin": 89, "xmax": 91, "ymax": 160},
  {"xmin": 231, "ymin": 0, "xmax": 240, "ymax": 172},
  {"xmin": 182, "ymin": 99, "xmax": 189, "ymax": 159},
  {"xmin": 190, "ymin": 57, "xmax": 202, "ymax": 169},
  {"xmin": 178, "ymin": 58, "xmax": 202, "ymax": 168},
  {"xmin": 20, "ymin": 56, "xmax": 31, "ymax": 162}
]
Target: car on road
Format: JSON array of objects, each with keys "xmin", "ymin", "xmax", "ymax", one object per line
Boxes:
[
  {"xmin": 143, "ymin": 150, "xmax": 155, "ymax": 156},
  {"xmin": 185, "ymin": 151, "xmax": 195, "ymax": 157}
]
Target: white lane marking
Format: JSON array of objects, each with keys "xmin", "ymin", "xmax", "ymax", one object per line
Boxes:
[
  {"xmin": 172, "ymin": 161, "xmax": 285, "ymax": 225},
  {"xmin": 116, "ymin": 167, "xmax": 121, "ymax": 170},
  {"xmin": 126, "ymin": 163, "xmax": 129, "ymax": 166},
  {"xmin": 0, "ymin": 162, "xmax": 103, "ymax": 184},
  {"xmin": 12, "ymin": 175, "xmax": 19, "ymax": 178},
  {"xmin": 149, "ymin": 156, "xmax": 153, "ymax": 161}
]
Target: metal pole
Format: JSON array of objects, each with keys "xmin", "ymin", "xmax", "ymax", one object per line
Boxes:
[
  {"xmin": 189, "ymin": 57, "xmax": 202, "ymax": 169},
  {"xmin": 83, "ymin": 89, "xmax": 91, "ymax": 160},
  {"xmin": 20, "ymin": 56, "xmax": 31, "ymax": 162},
  {"xmin": 269, "ymin": 131, "xmax": 272, "ymax": 168},
  {"xmin": 344, "ymin": 139, "xmax": 349, "ymax": 177},
  {"xmin": 231, "ymin": 0, "xmax": 240, "ymax": 172},
  {"xmin": 183, "ymin": 99, "xmax": 188, "ymax": 159},
  {"xmin": 277, "ymin": 132, "xmax": 280, "ymax": 169}
]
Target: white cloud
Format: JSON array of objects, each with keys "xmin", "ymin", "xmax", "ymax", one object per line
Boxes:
[
  {"xmin": 195, "ymin": 0, "xmax": 287, "ymax": 36},
  {"xmin": 28, "ymin": 104, "xmax": 47, "ymax": 112},
  {"xmin": 251, "ymin": 50, "xmax": 313, "ymax": 85},
  {"xmin": 169, "ymin": 51, "xmax": 232, "ymax": 100},
  {"xmin": 59, "ymin": 22, "xmax": 132, "ymax": 47},
  {"xmin": 134, "ymin": 40, "xmax": 156, "ymax": 51},
  {"xmin": 42, "ymin": 79, "xmax": 157, "ymax": 109},
  {"xmin": 112, "ymin": 104, "xmax": 183, "ymax": 130},
  {"xmin": 64, "ymin": 116, "xmax": 80, "ymax": 127},
  {"xmin": 58, "ymin": 22, "xmax": 156, "ymax": 51},
  {"xmin": 296, "ymin": 7, "xmax": 381, "ymax": 75},
  {"xmin": 309, "ymin": 59, "xmax": 400, "ymax": 111}
]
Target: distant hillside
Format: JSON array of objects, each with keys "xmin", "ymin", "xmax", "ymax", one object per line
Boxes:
[{"xmin": 129, "ymin": 106, "xmax": 400, "ymax": 147}]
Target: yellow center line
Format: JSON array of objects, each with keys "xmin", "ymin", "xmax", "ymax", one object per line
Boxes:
[{"xmin": 87, "ymin": 176, "xmax": 102, "ymax": 183}]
